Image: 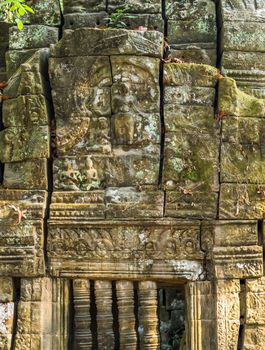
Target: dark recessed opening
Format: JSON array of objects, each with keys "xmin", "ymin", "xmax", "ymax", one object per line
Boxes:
[{"xmin": 158, "ymin": 286, "xmax": 186, "ymax": 350}]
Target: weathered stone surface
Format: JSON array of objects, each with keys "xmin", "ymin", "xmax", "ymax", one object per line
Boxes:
[
  {"xmin": 119, "ymin": 13, "xmax": 164, "ymax": 31},
  {"xmin": 56, "ymin": 117, "xmax": 111, "ymax": 156},
  {"xmin": 50, "ymin": 191, "xmax": 105, "ymax": 220},
  {"xmin": 163, "ymin": 131, "xmax": 218, "ymax": 188},
  {"xmin": 50, "ymin": 28, "xmax": 164, "ymax": 58},
  {"xmin": 64, "ymin": 12, "xmax": 108, "ymax": 29},
  {"xmin": 165, "ymin": 190, "xmax": 218, "ymax": 219},
  {"xmin": 112, "ymin": 82, "xmax": 160, "ymax": 113},
  {"xmin": 163, "ymin": 63, "xmax": 218, "ymax": 219},
  {"xmin": 2, "ymin": 95, "xmax": 49, "ymax": 127},
  {"xmin": 164, "ymin": 104, "xmax": 216, "ymax": 134},
  {"xmin": 0, "ymin": 278, "xmax": 13, "ymax": 303},
  {"xmin": 0, "ymin": 221, "xmax": 45, "ymax": 276},
  {"xmin": 52, "ymin": 89, "xmax": 111, "ymax": 123},
  {"xmin": 246, "ymin": 278, "xmax": 265, "ymax": 325},
  {"xmin": 0, "ymin": 303, "xmax": 14, "ymax": 341},
  {"xmin": 167, "ymin": 0, "xmax": 216, "ymax": 48},
  {"xmin": 105, "ymin": 187, "xmax": 164, "ymax": 218},
  {"xmin": 53, "ymin": 156, "xmax": 106, "ymax": 191},
  {"xmin": 2, "ymin": 5, "xmax": 265, "ymax": 347},
  {"xmin": 65, "ymin": 12, "xmax": 164, "ymax": 31},
  {"xmin": 221, "ymin": 51, "xmax": 265, "ymax": 98},
  {"xmin": 49, "ymin": 56, "xmax": 112, "ymax": 89},
  {"xmin": 9, "ymin": 25, "xmax": 58, "ymax": 50},
  {"xmin": 220, "ymin": 0, "xmax": 265, "ymax": 22},
  {"xmin": 218, "ymin": 77, "xmax": 265, "ymax": 117},
  {"xmin": 219, "ymin": 184, "xmax": 265, "ymax": 219},
  {"xmin": 163, "ymin": 132, "xmax": 219, "ymax": 194},
  {"xmin": 201, "ymin": 220, "xmax": 259, "ymax": 249},
  {"xmin": 215, "ymin": 280, "xmax": 240, "ymax": 350},
  {"xmin": 164, "ymin": 86, "xmax": 215, "ymax": 106},
  {"xmin": 108, "ymin": 0, "xmax": 161, "ymax": 13},
  {"xmin": 23, "ymin": 0, "xmax": 61, "ymax": 26},
  {"xmin": 222, "ymin": 116, "xmax": 265, "ymax": 144},
  {"xmin": 48, "ymin": 220, "xmax": 204, "ymax": 279},
  {"xmin": 0, "ymin": 189, "xmax": 47, "ymax": 220},
  {"xmin": 106, "ymin": 146, "xmax": 160, "ymax": 186},
  {"xmin": 244, "ymin": 325, "xmax": 265, "ymax": 350},
  {"xmin": 201, "ymin": 220, "xmax": 263, "ymax": 279},
  {"xmin": 221, "ymin": 142, "xmax": 265, "ymax": 183},
  {"xmin": 170, "ymin": 47, "xmax": 216, "ymax": 66},
  {"xmin": 186, "ymin": 282, "xmax": 215, "ymax": 350},
  {"xmin": 63, "ymin": 0, "xmax": 106, "ymax": 13},
  {"xmin": 222, "ymin": 21, "xmax": 265, "ymax": 52},
  {"xmin": 3, "ymin": 160, "xmax": 48, "ymax": 190},
  {"xmin": 164, "ymin": 63, "xmax": 218, "ymax": 87},
  {"xmin": 112, "ymin": 112, "xmax": 160, "ymax": 145},
  {"xmin": 0, "ymin": 190, "xmax": 46, "ymax": 278},
  {"xmin": 14, "ymin": 278, "xmax": 70, "ymax": 349},
  {"xmin": 4, "ymin": 50, "xmax": 50, "ymax": 98},
  {"xmin": 0, "ymin": 126, "xmax": 50, "ymax": 163},
  {"xmin": 111, "ymin": 55, "xmax": 159, "ymax": 84}
]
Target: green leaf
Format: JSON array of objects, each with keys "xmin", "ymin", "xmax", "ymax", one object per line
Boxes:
[
  {"xmin": 18, "ymin": 7, "xmax": 25, "ymax": 16},
  {"xmin": 23, "ymin": 4, "xmax": 34, "ymax": 13},
  {"xmin": 17, "ymin": 20, "xmax": 23, "ymax": 30},
  {"xmin": 10, "ymin": 4, "xmax": 18, "ymax": 11}
]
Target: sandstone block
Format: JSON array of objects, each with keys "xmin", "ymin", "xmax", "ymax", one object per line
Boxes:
[
  {"xmin": 9, "ymin": 25, "xmax": 58, "ymax": 50},
  {"xmin": 3, "ymin": 159, "xmax": 48, "ymax": 190},
  {"xmin": 163, "ymin": 63, "xmax": 218, "ymax": 87},
  {"xmin": 0, "ymin": 126, "xmax": 50, "ymax": 163},
  {"xmin": 219, "ymin": 184, "xmax": 265, "ymax": 219},
  {"xmin": 3, "ymin": 95, "xmax": 49, "ymax": 127},
  {"xmin": 105, "ymin": 187, "xmax": 164, "ymax": 218},
  {"xmin": 53, "ymin": 156, "xmax": 106, "ymax": 191},
  {"xmin": 50, "ymin": 191, "xmax": 105, "ymax": 220},
  {"xmin": 56, "ymin": 117, "xmax": 111, "ymax": 156},
  {"xmin": 63, "ymin": 0, "xmax": 106, "ymax": 13},
  {"xmin": 50, "ymin": 28, "xmax": 164, "ymax": 58},
  {"xmin": 108, "ymin": 0, "xmax": 161, "ymax": 13}
]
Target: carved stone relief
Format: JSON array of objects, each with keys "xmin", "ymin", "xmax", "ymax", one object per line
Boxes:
[{"xmin": 0, "ymin": 0, "xmax": 265, "ymax": 349}]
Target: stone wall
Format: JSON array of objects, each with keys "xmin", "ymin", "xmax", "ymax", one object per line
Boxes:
[{"xmin": 0, "ymin": 0, "xmax": 265, "ymax": 349}]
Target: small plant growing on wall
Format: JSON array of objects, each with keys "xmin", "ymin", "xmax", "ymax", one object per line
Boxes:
[
  {"xmin": 0, "ymin": 0, "xmax": 34, "ymax": 30},
  {"xmin": 105, "ymin": 8, "xmax": 136, "ymax": 29}
]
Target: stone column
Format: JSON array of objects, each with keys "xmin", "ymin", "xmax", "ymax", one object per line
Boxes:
[
  {"xmin": 138, "ymin": 281, "xmax": 159, "ymax": 350},
  {"xmin": 116, "ymin": 280, "xmax": 137, "ymax": 350},
  {"xmin": 95, "ymin": 280, "xmax": 114, "ymax": 350},
  {"xmin": 73, "ymin": 279, "xmax": 92, "ymax": 349}
]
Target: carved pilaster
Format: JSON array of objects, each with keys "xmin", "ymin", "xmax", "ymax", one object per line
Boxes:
[
  {"xmin": 116, "ymin": 280, "xmax": 137, "ymax": 350},
  {"xmin": 215, "ymin": 280, "xmax": 240, "ymax": 350},
  {"xmin": 138, "ymin": 281, "xmax": 159, "ymax": 350},
  {"xmin": 95, "ymin": 280, "xmax": 114, "ymax": 350},
  {"xmin": 0, "ymin": 277, "xmax": 14, "ymax": 350},
  {"xmin": 14, "ymin": 278, "xmax": 70, "ymax": 350},
  {"xmin": 186, "ymin": 281, "xmax": 215, "ymax": 350},
  {"xmin": 73, "ymin": 279, "xmax": 92, "ymax": 349}
]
